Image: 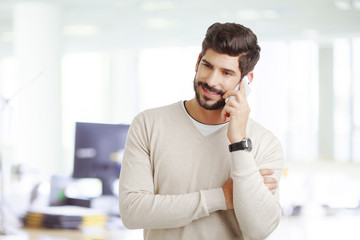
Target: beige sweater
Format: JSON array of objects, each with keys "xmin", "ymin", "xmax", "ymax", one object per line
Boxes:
[{"xmin": 119, "ymin": 101, "xmax": 283, "ymax": 240}]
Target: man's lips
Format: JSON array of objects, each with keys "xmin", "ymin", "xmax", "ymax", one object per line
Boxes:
[{"xmin": 202, "ymin": 86, "xmax": 222, "ymax": 97}]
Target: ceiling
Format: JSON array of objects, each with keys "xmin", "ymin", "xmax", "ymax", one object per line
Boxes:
[{"xmin": 0, "ymin": 0, "xmax": 360, "ymax": 52}]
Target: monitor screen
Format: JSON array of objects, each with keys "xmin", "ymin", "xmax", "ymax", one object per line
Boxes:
[{"xmin": 72, "ymin": 122, "xmax": 130, "ymax": 195}]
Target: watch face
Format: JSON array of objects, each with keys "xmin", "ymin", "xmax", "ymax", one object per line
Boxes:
[{"xmin": 246, "ymin": 138, "xmax": 252, "ymax": 151}]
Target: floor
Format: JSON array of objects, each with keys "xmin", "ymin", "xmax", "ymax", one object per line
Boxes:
[{"xmin": 1, "ymin": 212, "xmax": 359, "ymax": 240}]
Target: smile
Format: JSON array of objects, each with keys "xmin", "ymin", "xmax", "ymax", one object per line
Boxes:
[{"xmin": 202, "ymin": 86, "xmax": 221, "ymax": 97}]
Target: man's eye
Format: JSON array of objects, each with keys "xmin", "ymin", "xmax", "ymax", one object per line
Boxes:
[
  {"xmin": 224, "ymin": 71, "xmax": 231, "ymax": 76},
  {"xmin": 203, "ymin": 63, "xmax": 211, "ymax": 68}
]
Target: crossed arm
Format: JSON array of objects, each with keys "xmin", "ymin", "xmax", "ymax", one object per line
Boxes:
[
  {"xmin": 223, "ymin": 168, "xmax": 278, "ymax": 210},
  {"xmin": 119, "ymin": 167, "xmax": 279, "ymax": 230}
]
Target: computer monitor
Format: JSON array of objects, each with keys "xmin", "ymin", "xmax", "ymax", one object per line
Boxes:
[{"xmin": 72, "ymin": 122, "xmax": 130, "ymax": 195}]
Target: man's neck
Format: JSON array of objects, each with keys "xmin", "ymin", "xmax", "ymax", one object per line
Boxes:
[{"xmin": 185, "ymin": 98, "xmax": 225, "ymax": 125}]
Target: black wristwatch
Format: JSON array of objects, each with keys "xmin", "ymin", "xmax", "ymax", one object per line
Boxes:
[{"xmin": 229, "ymin": 138, "xmax": 252, "ymax": 152}]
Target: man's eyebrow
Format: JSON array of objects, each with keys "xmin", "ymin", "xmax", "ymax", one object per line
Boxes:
[
  {"xmin": 201, "ymin": 58, "xmax": 237, "ymax": 74},
  {"xmin": 222, "ymin": 67, "xmax": 237, "ymax": 74},
  {"xmin": 201, "ymin": 59, "xmax": 212, "ymax": 66}
]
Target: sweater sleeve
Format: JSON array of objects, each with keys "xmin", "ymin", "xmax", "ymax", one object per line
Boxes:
[
  {"xmin": 231, "ymin": 134, "xmax": 283, "ymax": 240},
  {"xmin": 118, "ymin": 114, "xmax": 227, "ymax": 229}
]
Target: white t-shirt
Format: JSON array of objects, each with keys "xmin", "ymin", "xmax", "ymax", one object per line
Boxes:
[{"xmin": 182, "ymin": 101, "xmax": 228, "ymax": 136}]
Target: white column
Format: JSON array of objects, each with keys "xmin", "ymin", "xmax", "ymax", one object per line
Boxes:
[
  {"xmin": 13, "ymin": 2, "xmax": 62, "ymax": 176},
  {"xmin": 318, "ymin": 45, "xmax": 334, "ymax": 160}
]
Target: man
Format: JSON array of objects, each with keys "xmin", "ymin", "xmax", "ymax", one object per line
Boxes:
[{"xmin": 119, "ymin": 22, "xmax": 283, "ymax": 240}]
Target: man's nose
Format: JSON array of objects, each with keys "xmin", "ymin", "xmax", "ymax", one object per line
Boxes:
[{"xmin": 206, "ymin": 70, "xmax": 221, "ymax": 87}]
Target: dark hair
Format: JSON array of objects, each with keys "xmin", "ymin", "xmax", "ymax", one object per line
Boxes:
[{"xmin": 201, "ymin": 22, "xmax": 261, "ymax": 79}]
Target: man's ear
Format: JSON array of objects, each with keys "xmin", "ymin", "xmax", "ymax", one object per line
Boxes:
[
  {"xmin": 246, "ymin": 71, "xmax": 254, "ymax": 84},
  {"xmin": 195, "ymin": 53, "xmax": 202, "ymax": 72}
]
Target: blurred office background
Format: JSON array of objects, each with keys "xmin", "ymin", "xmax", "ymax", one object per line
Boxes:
[{"xmin": 0, "ymin": 0, "xmax": 360, "ymax": 239}]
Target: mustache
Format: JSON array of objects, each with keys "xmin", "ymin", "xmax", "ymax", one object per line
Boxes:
[{"xmin": 197, "ymin": 82, "xmax": 225, "ymax": 96}]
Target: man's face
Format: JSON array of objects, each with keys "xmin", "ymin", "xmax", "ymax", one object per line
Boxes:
[{"xmin": 193, "ymin": 48, "xmax": 241, "ymax": 110}]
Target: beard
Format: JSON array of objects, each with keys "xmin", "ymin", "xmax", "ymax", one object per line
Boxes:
[{"xmin": 193, "ymin": 76, "xmax": 226, "ymax": 110}]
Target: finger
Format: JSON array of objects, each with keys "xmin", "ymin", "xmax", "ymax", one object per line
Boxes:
[
  {"xmin": 225, "ymin": 95, "xmax": 236, "ymax": 104},
  {"xmin": 223, "ymin": 88, "xmax": 243, "ymax": 103},
  {"xmin": 226, "ymin": 97, "xmax": 241, "ymax": 108},
  {"xmin": 222, "ymin": 89, "xmax": 237, "ymax": 100},
  {"xmin": 221, "ymin": 103, "xmax": 239, "ymax": 121},
  {"xmin": 221, "ymin": 105, "xmax": 231, "ymax": 121},
  {"xmin": 238, "ymin": 79, "xmax": 246, "ymax": 96},
  {"xmin": 237, "ymin": 82, "xmax": 248, "ymax": 104},
  {"xmin": 263, "ymin": 176, "xmax": 277, "ymax": 184},
  {"xmin": 265, "ymin": 183, "xmax": 278, "ymax": 191},
  {"xmin": 259, "ymin": 169, "xmax": 274, "ymax": 176}
]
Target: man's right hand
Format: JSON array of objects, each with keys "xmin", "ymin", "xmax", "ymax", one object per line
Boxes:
[{"xmin": 222, "ymin": 178, "xmax": 234, "ymax": 210}]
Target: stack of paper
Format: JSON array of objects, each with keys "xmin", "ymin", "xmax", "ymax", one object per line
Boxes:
[{"xmin": 24, "ymin": 205, "xmax": 108, "ymax": 230}]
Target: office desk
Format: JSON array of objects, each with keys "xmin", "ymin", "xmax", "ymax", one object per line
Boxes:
[{"xmin": 0, "ymin": 227, "xmax": 143, "ymax": 240}]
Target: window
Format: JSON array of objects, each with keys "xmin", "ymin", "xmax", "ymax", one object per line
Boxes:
[
  {"xmin": 138, "ymin": 46, "xmax": 199, "ymax": 111},
  {"xmin": 334, "ymin": 38, "xmax": 360, "ymax": 162},
  {"xmin": 250, "ymin": 40, "xmax": 318, "ymax": 161},
  {"xmin": 61, "ymin": 52, "xmax": 110, "ymax": 173}
]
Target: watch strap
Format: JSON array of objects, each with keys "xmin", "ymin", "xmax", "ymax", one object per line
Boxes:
[{"xmin": 229, "ymin": 138, "xmax": 252, "ymax": 152}]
